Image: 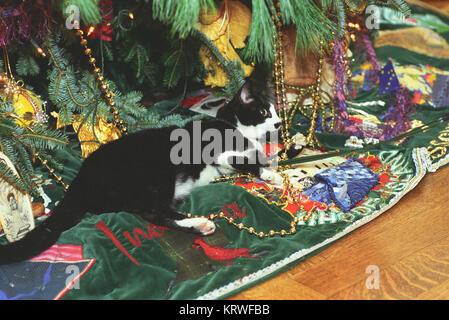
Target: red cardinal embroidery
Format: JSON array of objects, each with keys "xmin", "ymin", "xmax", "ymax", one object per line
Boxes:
[{"xmin": 191, "ymin": 237, "xmax": 258, "ymax": 266}]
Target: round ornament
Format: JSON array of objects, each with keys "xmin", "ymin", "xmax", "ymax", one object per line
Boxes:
[
  {"xmin": 0, "ymin": 73, "xmax": 47, "ymax": 127},
  {"xmin": 344, "ymin": 0, "xmax": 368, "ymax": 15},
  {"xmin": 12, "ymin": 88, "xmax": 47, "ymax": 126}
]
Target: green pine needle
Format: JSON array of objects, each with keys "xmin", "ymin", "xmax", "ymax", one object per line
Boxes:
[
  {"xmin": 242, "ymin": 0, "xmax": 276, "ymax": 64},
  {"xmin": 153, "ymin": 0, "xmax": 217, "ymax": 38},
  {"xmin": 62, "ymin": 0, "xmax": 102, "ymax": 26},
  {"xmin": 16, "ymin": 54, "xmax": 40, "ymax": 77}
]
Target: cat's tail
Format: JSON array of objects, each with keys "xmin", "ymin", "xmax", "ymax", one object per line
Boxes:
[{"xmin": 0, "ymin": 194, "xmax": 83, "ymax": 265}]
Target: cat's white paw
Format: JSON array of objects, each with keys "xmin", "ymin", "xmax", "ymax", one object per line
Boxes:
[
  {"xmin": 196, "ymin": 218, "xmax": 216, "ymax": 236},
  {"xmin": 260, "ymin": 168, "xmax": 283, "ymax": 185},
  {"xmin": 175, "ymin": 217, "xmax": 216, "ymax": 236}
]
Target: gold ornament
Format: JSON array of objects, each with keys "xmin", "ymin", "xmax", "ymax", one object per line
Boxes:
[
  {"xmin": 0, "ymin": 47, "xmax": 47, "ymax": 127},
  {"xmin": 196, "ymin": 0, "xmax": 254, "ymax": 87},
  {"xmin": 51, "ymin": 112, "xmax": 121, "ymax": 158},
  {"xmin": 344, "ymin": 0, "xmax": 368, "ymax": 15},
  {"xmin": 0, "ymin": 74, "xmax": 47, "ymax": 127},
  {"xmin": 11, "ymin": 88, "xmax": 46, "ymax": 127}
]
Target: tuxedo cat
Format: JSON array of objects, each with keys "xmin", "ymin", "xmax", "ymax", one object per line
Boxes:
[{"xmin": 0, "ymin": 82, "xmax": 302, "ymax": 264}]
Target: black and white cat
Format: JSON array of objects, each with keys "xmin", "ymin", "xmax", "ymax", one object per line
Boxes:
[{"xmin": 0, "ymin": 82, "xmax": 302, "ymax": 264}]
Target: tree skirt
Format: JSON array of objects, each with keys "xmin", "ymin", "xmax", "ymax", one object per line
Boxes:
[{"xmin": 1, "ymin": 2, "xmax": 449, "ymax": 300}]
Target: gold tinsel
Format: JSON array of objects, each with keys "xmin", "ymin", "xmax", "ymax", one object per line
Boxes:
[
  {"xmin": 196, "ymin": 0, "xmax": 253, "ymax": 87},
  {"xmin": 52, "ymin": 112, "xmax": 121, "ymax": 158}
]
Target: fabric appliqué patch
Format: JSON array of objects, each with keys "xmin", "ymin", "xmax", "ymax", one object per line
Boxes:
[
  {"xmin": 302, "ymin": 158, "xmax": 380, "ymax": 212},
  {"xmin": 0, "ymin": 244, "xmax": 95, "ymax": 300}
]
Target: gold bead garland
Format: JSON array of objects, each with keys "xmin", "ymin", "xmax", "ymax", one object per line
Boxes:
[
  {"xmin": 208, "ymin": 172, "xmax": 318, "ymax": 238},
  {"xmin": 75, "ymin": 29, "xmax": 128, "ymax": 135},
  {"xmin": 33, "ymin": 152, "xmax": 69, "ymax": 192},
  {"xmin": 269, "ymin": 1, "xmax": 336, "ymax": 149},
  {"xmin": 270, "ymin": 2, "xmax": 293, "ymax": 159},
  {"xmin": 185, "ymin": 211, "xmax": 301, "ymax": 238}
]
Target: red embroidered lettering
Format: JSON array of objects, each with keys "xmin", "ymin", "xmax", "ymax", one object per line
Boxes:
[
  {"xmin": 95, "ymin": 220, "xmax": 141, "ymax": 266},
  {"xmin": 222, "ymin": 202, "xmax": 246, "ymax": 220},
  {"xmin": 148, "ymin": 223, "xmax": 168, "ymax": 237},
  {"xmin": 123, "ymin": 228, "xmax": 153, "ymax": 247}
]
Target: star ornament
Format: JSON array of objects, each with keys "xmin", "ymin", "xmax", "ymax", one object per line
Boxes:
[{"xmin": 379, "ymin": 60, "xmax": 401, "ymax": 95}]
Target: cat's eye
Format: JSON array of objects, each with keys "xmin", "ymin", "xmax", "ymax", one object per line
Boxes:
[{"xmin": 260, "ymin": 109, "xmax": 268, "ymax": 117}]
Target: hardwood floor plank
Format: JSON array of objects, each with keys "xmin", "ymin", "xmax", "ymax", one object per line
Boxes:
[
  {"xmin": 230, "ymin": 274, "xmax": 326, "ymax": 300},
  {"xmin": 328, "ymin": 239, "xmax": 449, "ymax": 299}
]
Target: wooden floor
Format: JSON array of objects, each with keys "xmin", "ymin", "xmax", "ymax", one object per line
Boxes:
[{"xmin": 229, "ymin": 0, "xmax": 449, "ymax": 301}]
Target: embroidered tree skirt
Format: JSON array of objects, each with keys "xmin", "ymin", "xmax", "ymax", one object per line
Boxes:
[{"xmin": 1, "ymin": 2, "xmax": 449, "ymax": 300}]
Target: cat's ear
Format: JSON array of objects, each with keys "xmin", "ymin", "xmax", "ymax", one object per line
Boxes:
[{"xmin": 238, "ymin": 82, "xmax": 255, "ymax": 104}]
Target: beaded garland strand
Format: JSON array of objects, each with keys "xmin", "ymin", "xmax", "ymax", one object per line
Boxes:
[
  {"xmin": 75, "ymin": 29, "xmax": 128, "ymax": 136},
  {"xmin": 269, "ymin": 1, "xmax": 337, "ymax": 149},
  {"xmin": 210, "ymin": 173, "xmax": 303, "ymax": 238},
  {"xmin": 270, "ymin": 1, "xmax": 294, "ymax": 157}
]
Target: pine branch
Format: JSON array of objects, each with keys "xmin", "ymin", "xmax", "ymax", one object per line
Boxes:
[
  {"xmin": 335, "ymin": 0, "xmax": 347, "ymax": 38},
  {"xmin": 368, "ymin": 0, "xmax": 411, "ymax": 17},
  {"xmin": 280, "ymin": 0, "xmax": 337, "ymax": 54},
  {"xmin": 0, "ymin": 161, "xmax": 33, "ymax": 195},
  {"xmin": 0, "ymin": 96, "xmax": 69, "ymax": 197},
  {"xmin": 242, "ymin": 0, "xmax": 276, "ymax": 64},
  {"xmin": 45, "ymin": 32, "xmax": 150, "ymax": 130},
  {"xmin": 62, "ymin": 0, "xmax": 102, "ymax": 26},
  {"xmin": 152, "ymin": 0, "xmax": 217, "ymax": 38},
  {"xmin": 16, "ymin": 54, "xmax": 40, "ymax": 77}
]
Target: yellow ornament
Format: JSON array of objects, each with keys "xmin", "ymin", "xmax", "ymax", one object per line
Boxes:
[
  {"xmin": 344, "ymin": 0, "xmax": 368, "ymax": 14},
  {"xmin": 196, "ymin": 0, "xmax": 254, "ymax": 87},
  {"xmin": 51, "ymin": 112, "xmax": 121, "ymax": 158},
  {"xmin": 0, "ymin": 73, "xmax": 46, "ymax": 127},
  {"xmin": 11, "ymin": 88, "xmax": 46, "ymax": 126}
]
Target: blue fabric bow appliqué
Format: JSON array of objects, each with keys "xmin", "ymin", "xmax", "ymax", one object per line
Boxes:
[{"xmin": 302, "ymin": 158, "xmax": 379, "ymax": 212}]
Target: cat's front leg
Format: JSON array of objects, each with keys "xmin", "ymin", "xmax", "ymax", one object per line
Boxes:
[
  {"xmin": 173, "ymin": 217, "xmax": 216, "ymax": 236},
  {"xmin": 226, "ymin": 155, "xmax": 262, "ymax": 177},
  {"xmin": 148, "ymin": 209, "xmax": 216, "ymax": 236},
  {"xmin": 225, "ymin": 155, "xmax": 283, "ymax": 185}
]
